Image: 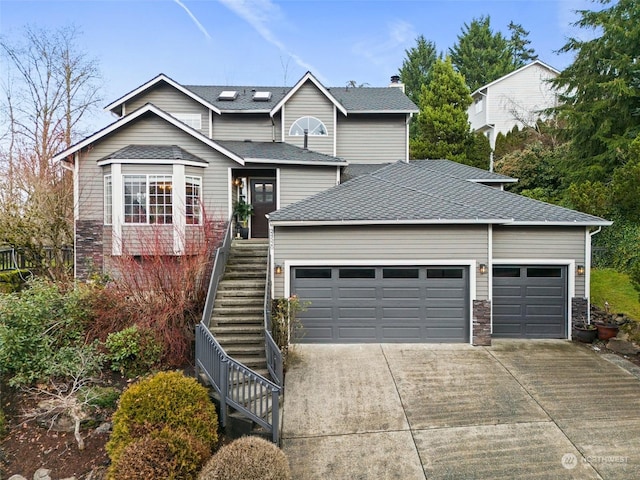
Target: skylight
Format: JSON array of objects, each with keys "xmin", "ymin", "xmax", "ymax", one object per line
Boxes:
[
  {"xmin": 218, "ymin": 90, "xmax": 238, "ymax": 101},
  {"xmin": 253, "ymin": 91, "xmax": 272, "ymax": 101}
]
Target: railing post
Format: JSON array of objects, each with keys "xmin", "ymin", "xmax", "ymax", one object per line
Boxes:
[
  {"xmin": 219, "ymin": 357, "xmax": 228, "ymax": 427},
  {"xmin": 271, "ymin": 386, "xmax": 280, "ymax": 444}
]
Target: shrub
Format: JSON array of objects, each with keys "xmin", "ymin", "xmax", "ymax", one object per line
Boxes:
[
  {"xmin": 0, "ymin": 406, "xmax": 6, "ymax": 438},
  {"xmin": 105, "ymin": 325, "xmax": 162, "ymax": 376},
  {"xmin": 109, "ymin": 428, "xmax": 210, "ymax": 480},
  {"xmin": 78, "ymin": 385, "xmax": 121, "ymax": 409},
  {"xmin": 198, "ymin": 436, "xmax": 292, "ymax": 480},
  {"xmin": 0, "ymin": 278, "xmax": 99, "ymax": 386},
  {"xmin": 0, "ymin": 269, "xmax": 30, "ymax": 293},
  {"xmin": 106, "ymin": 371, "xmax": 218, "ymax": 469}
]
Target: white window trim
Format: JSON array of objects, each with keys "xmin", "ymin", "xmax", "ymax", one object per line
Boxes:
[
  {"xmin": 171, "ymin": 112, "xmax": 202, "ymax": 130},
  {"xmin": 289, "ymin": 116, "xmax": 328, "ymax": 136},
  {"xmin": 123, "ymin": 174, "xmax": 173, "ymax": 225},
  {"xmin": 185, "ymin": 175, "xmax": 203, "ymax": 226},
  {"xmin": 104, "ymin": 174, "xmax": 113, "ymax": 225}
]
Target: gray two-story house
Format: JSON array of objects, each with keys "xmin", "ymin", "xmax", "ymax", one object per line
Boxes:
[{"xmin": 53, "ymin": 71, "xmax": 609, "ymax": 346}]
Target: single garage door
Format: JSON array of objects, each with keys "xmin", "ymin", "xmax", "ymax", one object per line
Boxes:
[
  {"xmin": 291, "ymin": 266, "xmax": 469, "ymax": 343},
  {"xmin": 493, "ymin": 265, "xmax": 567, "ymax": 338}
]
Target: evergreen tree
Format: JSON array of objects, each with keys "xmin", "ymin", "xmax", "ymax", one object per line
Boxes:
[
  {"xmin": 507, "ymin": 22, "xmax": 537, "ymax": 68},
  {"xmin": 553, "ymin": 0, "xmax": 640, "ymax": 180},
  {"xmin": 411, "ymin": 57, "xmax": 473, "ymax": 163},
  {"xmin": 398, "ymin": 35, "xmax": 438, "ymax": 106},
  {"xmin": 449, "ymin": 15, "xmax": 513, "ymax": 91}
]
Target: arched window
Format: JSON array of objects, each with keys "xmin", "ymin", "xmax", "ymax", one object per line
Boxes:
[{"xmin": 289, "ymin": 116, "xmax": 327, "ymax": 136}]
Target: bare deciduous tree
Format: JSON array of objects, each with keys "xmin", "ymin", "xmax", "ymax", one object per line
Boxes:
[{"xmin": 0, "ymin": 25, "xmax": 102, "ymax": 279}]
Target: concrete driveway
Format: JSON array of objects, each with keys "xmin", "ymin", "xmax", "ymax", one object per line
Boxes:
[{"xmin": 281, "ymin": 341, "xmax": 640, "ymax": 479}]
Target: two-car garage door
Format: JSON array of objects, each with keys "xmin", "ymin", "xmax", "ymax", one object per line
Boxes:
[{"xmin": 291, "ymin": 266, "xmax": 469, "ymax": 343}]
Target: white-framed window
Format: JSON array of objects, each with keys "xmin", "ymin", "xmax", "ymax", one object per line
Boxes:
[
  {"xmin": 123, "ymin": 175, "xmax": 173, "ymax": 224},
  {"xmin": 185, "ymin": 176, "xmax": 202, "ymax": 225},
  {"xmin": 172, "ymin": 113, "xmax": 202, "ymax": 130},
  {"xmin": 475, "ymin": 99, "xmax": 484, "ymax": 114},
  {"xmin": 289, "ymin": 116, "xmax": 327, "ymax": 136},
  {"xmin": 104, "ymin": 175, "xmax": 112, "ymax": 225}
]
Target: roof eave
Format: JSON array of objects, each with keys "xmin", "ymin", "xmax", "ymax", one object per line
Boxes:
[
  {"xmin": 97, "ymin": 158, "xmax": 208, "ymax": 167},
  {"xmin": 504, "ymin": 220, "xmax": 613, "ymax": 227},
  {"xmin": 348, "ymin": 109, "xmax": 420, "ymax": 114},
  {"xmin": 269, "ymin": 218, "xmax": 511, "ymax": 227},
  {"xmin": 270, "ymin": 72, "xmax": 348, "ymax": 117},
  {"xmin": 245, "ymin": 157, "xmax": 348, "ymax": 167}
]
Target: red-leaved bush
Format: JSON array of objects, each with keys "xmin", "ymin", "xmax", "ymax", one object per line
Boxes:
[{"xmin": 88, "ymin": 216, "xmax": 226, "ymax": 367}]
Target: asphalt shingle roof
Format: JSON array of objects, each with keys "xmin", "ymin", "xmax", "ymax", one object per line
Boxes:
[
  {"xmin": 98, "ymin": 145, "xmax": 207, "ymax": 164},
  {"xmin": 411, "ymin": 159, "xmax": 516, "ymax": 183},
  {"xmin": 184, "ymin": 85, "xmax": 418, "ymax": 113},
  {"xmin": 217, "ymin": 141, "xmax": 347, "ymax": 165},
  {"xmin": 269, "ymin": 161, "xmax": 609, "ymax": 226}
]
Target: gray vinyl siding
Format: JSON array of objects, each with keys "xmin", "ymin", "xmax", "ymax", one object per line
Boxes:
[
  {"xmin": 284, "ymin": 82, "xmax": 334, "ymax": 156},
  {"xmin": 492, "ymin": 226, "xmax": 586, "ymax": 297},
  {"xmin": 273, "ymin": 225, "xmax": 488, "ymax": 299},
  {"xmin": 278, "ymin": 166, "xmax": 338, "ymax": 208},
  {"xmin": 76, "ymin": 114, "xmax": 237, "ymax": 223},
  {"xmin": 212, "ymin": 113, "xmax": 279, "ymax": 142},
  {"xmin": 124, "ymin": 83, "xmax": 210, "ymax": 136},
  {"xmin": 337, "ymin": 114, "xmax": 407, "ymax": 164}
]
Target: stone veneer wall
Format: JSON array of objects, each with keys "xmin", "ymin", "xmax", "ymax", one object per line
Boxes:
[
  {"xmin": 472, "ymin": 299, "xmax": 491, "ymax": 346},
  {"xmin": 75, "ymin": 220, "xmax": 104, "ymax": 280},
  {"xmin": 571, "ymin": 297, "xmax": 589, "ymax": 326}
]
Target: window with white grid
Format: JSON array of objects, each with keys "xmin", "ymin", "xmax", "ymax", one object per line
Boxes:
[
  {"xmin": 185, "ymin": 176, "xmax": 202, "ymax": 225},
  {"xmin": 148, "ymin": 175, "xmax": 173, "ymax": 224},
  {"xmin": 104, "ymin": 175, "xmax": 112, "ymax": 225}
]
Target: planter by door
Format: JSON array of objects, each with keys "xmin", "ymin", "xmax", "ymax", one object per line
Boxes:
[{"xmin": 595, "ymin": 323, "xmax": 619, "ymax": 340}]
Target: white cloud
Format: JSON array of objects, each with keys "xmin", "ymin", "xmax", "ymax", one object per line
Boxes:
[
  {"xmin": 217, "ymin": 0, "xmax": 324, "ymax": 82},
  {"xmin": 352, "ymin": 19, "xmax": 416, "ymax": 67},
  {"xmin": 173, "ymin": 0, "xmax": 212, "ymax": 40}
]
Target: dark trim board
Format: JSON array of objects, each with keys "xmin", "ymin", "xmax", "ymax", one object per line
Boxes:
[{"xmin": 291, "ymin": 266, "xmax": 469, "ymax": 343}]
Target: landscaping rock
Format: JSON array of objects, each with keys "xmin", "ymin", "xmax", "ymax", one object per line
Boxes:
[
  {"xmin": 33, "ymin": 468, "xmax": 51, "ymax": 480},
  {"xmin": 607, "ymin": 338, "xmax": 640, "ymax": 355},
  {"xmin": 8, "ymin": 475, "xmax": 27, "ymax": 480},
  {"xmin": 94, "ymin": 422, "xmax": 111, "ymax": 434}
]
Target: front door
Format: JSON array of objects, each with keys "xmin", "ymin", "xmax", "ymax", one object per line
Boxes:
[{"xmin": 250, "ymin": 179, "xmax": 276, "ymax": 238}]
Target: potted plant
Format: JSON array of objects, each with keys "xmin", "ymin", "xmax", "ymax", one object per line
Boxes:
[
  {"xmin": 572, "ymin": 321, "xmax": 598, "ymax": 343},
  {"xmin": 594, "ymin": 302, "xmax": 620, "ymax": 340},
  {"xmin": 233, "ymin": 200, "xmax": 253, "ymax": 239}
]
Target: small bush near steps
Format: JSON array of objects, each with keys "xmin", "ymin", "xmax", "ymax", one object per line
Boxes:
[
  {"xmin": 109, "ymin": 428, "xmax": 210, "ymax": 479},
  {"xmin": 104, "ymin": 324, "xmax": 163, "ymax": 376},
  {"xmin": 106, "ymin": 371, "xmax": 218, "ymax": 478},
  {"xmin": 198, "ymin": 436, "xmax": 292, "ymax": 480}
]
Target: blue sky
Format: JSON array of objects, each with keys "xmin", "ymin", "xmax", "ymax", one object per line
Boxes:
[{"xmin": 0, "ymin": 0, "xmax": 591, "ymax": 129}]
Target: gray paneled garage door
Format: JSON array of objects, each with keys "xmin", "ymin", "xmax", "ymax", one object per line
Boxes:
[
  {"xmin": 291, "ymin": 266, "xmax": 469, "ymax": 343},
  {"xmin": 493, "ymin": 265, "xmax": 567, "ymax": 338}
]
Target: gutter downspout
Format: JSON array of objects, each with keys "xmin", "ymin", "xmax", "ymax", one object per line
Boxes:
[{"xmin": 587, "ymin": 226, "xmax": 602, "ymax": 323}]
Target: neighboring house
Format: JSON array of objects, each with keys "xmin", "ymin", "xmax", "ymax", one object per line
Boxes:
[
  {"xmin": 53, "ymin": 70, "xmax": 609, "ymax": 347},
  {"xmin": 468, "ymin": 60, "xmax": 560, "ymax": 151}
]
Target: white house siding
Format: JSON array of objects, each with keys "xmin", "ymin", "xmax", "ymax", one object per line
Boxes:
[
  {"xmin": 124, "ymin": 83, "xmax": 210, "ymax": 136},
  {"xmin": 76, "ymin": 114, "xmax": 238, "ymax": 223},
  {"xmin": 277, "ymin": 166, "xmax": 338, "ymax": 208},
  {"xmin": 336, "ymin": 114, "xmax": 408, "ymax": 164},
  {"xmin": 212, "ymin": 113, "xmax": 279, "ymax": 142},
  {"xmin": 492, "ymin": 226, "xmax": 586, "ymax": 297},
  {"xmin": 284, "ymin": 82, "xmax": 334, "ymax": 156},
  {"xmin": 468, "ymin": 63, "xmax": 558, "ymax": 148},
  {"xmin": 272, "ymin": 225, "xmax": 489, "ymax": 299}
]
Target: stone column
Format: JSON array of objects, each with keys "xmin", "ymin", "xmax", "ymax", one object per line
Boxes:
[
  {"xmin": 472, "ymin": 299, "xmax": 491, "ymax": 346},
  {"xmin": 75, "ymin": 220, "xmax": 104, "ymax": 280},
  {"xmin": 571, "ymin": 297, "xmax": 589, "ymax": 326}
]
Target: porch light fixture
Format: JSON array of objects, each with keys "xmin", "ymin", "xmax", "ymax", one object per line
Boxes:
[
  {"xmin": 479, "ymin": 264, "xmax": 488, "ymax": 275},
  {"xmin": 232, "ymin": 178, "xmax": 243, "ymax": 188},
  {"xmin": 275, "ymin": 265, "xmax": 283, "ymax": 275},
  {"xmin": 577, "ymin": 265, "xmax": 585, "ymax": 276}
]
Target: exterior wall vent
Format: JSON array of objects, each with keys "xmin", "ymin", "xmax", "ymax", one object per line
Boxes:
[
  {"xmin": 218, "ymin": 90, "xmax": 238, "ymax": 101},
  {"xmin": 253, "ymin": 91, "xmax": 272, "ymax": 101}
]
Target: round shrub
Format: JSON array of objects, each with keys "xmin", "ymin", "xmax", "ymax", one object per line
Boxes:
[
  {"xmin": 106, "ymin": 371, "xmax": 218, "ymax": 468},
  {"xmin": 110, "ymin": 428, "xmax": 210, "ymax": 479},
  {"xmin": 198, "ymin": 436, "xmax": 292, "ymax": 480}
]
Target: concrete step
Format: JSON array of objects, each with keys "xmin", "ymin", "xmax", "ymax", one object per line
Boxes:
[
  {"xmin": 212, "ymin": 333, "xmax": 265, "ymax": 345},
  {"xmin": 210, "ymin": 314, "xmax": 264, "ymax": 325},
  {"xmin": 224, "ymin": 344, "xmax": 265, "ymax": 356},
  {"xmin": 216, "ymin": 288, "xmax": 265, "ymax": 297},
  {"xmin": 231, "ymin": 355, "xmax": 268, "ymax": 369},
  {"xmin": 213, "ymin": 305, "xmax": 264, "ymax": 316},
  {"xmin": 223, "ymin": 270, "xmax": 267, "ymax": 279},
  {"xmin": 218, "ymin": 279, "xmax": 266, "ymax": 289},
  {"xmin": 211, "ymin": 324, "xmax": 264, "ymax": 335},
  {"xmin": 215, "ymin": 296, "xmax": 264, "ymax": 307}
]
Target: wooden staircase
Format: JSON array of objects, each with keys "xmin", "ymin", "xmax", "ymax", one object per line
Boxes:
[{"xmin": 209, "ymin": 239, "xmax": 269, "ymax": 377}]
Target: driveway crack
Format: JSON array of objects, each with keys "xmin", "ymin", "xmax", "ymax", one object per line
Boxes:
[{"xmin": 380, "ymin": 345, "xmax": 428, "ymax": 480}]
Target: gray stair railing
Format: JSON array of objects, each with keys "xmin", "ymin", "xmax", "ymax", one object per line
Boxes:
[
  {"xmin": 264, "ymin": 252, "xmax": 284, "ymax": 386},
  {"xmin": 195, "ymin": 223, "xmax": 282, "ymax": 443}
]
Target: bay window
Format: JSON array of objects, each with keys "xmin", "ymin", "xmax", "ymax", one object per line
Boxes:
[{"xmin": 123, "ymin": 175, "xmax": 173, "ymax": 224}]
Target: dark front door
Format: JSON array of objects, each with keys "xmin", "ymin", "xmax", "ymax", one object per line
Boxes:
[{"xmin": 250, "ymin": 179, "xmax": 276, "ymax": 238}]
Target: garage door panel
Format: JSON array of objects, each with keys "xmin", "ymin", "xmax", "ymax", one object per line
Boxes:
[
  {"xmin": 292, "ymin": 266, "xmax": 469, "ymax": 343},
  {"xmin": 493, "ymin": 265, "xmax": 567, "ymax": 339}
]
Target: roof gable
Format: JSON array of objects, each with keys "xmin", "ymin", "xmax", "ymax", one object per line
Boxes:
[
  {"xmin": 105, "ymin": 74, "xmax": 222, "ymax": 116},
  {"xmin": 270, "ymin": 72, "xmax": 348, "ymax": 117},
  {"xmin": 52, "ymin": 103, "xmax": 244, "ymax": 165},
  {"xmin": 471, "ymin": 60, "xmax": 560, "ymax": 97}
]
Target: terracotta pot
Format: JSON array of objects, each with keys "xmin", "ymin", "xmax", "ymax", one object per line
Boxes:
[{"xmin": 595, "ymin": 323, "xmax": 619, "ymax": 340}]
